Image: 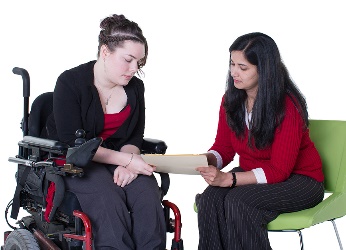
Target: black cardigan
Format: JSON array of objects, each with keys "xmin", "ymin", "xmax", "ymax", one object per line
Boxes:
[{"xmin": 47, "ymin": 61, "xmax": 145, "ymax": 151}]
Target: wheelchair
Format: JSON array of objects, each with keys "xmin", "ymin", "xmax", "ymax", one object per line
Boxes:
[{"xmin": 2, "ymin": 67, "xmax": 184, "ymax": 250}]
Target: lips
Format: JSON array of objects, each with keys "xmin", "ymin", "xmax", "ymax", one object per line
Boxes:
[{"xmin": 124, "ymin": 75, "xmax": 133, "ymax": 80}]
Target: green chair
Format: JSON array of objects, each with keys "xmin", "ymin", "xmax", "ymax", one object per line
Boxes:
[
  {"xmin": 267, "ymin": 119, "xmax": 346, "ymax": 250},
  {"xmin": 194, "ymin": 120, "xmax": 346, "ymax": 249}
]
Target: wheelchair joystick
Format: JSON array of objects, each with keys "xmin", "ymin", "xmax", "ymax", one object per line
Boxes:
[
  {"xmin": 66, "ymin": 131, "xmax": 103, "ymax": 168},
  {"xmin": 74, "ymin": 129, "xmax": 86, "ymax": 146}
]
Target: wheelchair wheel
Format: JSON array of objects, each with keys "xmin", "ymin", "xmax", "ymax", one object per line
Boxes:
[{"xmin": 4, "ymin": 229, "xmax": 40, "ymax": 250}]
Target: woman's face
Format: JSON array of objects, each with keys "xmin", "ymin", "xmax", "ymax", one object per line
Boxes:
[
  {"xmin": 102, "ymin": 40, "xmax": 145, "ymax": 86},
  {"xmin": 230, "ymin": 50, "xmax": 259, "ymax": 95}
]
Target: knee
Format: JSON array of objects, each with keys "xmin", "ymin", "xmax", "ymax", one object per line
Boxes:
[
  {"xmin": 198, "ymin": 186, "xmax": 226, "ymax": 210},
  {"xmin": 138, "ymin": 176, "xmax": 161, "ymax": 198},
  {"xmin": 224, "ymin": 191, "xmax": 252, "ymax": 216},
  {"xmin": 224, "ymin": 191, "xmax": 241, "ymax": 205},
  {"xmin": 128, "ymin": 176, "xmax": 162, "ymax": 206}
]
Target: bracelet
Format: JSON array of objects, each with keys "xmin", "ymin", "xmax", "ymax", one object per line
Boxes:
[
  {"xmin": 123, "ymin": 153, "xmax": 134, "ymax": 168},
  {"xmin": 231, "ymin": 172, "xmax": 237, "ymax": 188}
]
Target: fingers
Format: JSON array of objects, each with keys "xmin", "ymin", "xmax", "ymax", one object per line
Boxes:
[
  {"xmin": 139, "ymin": 164, "xmax": 154, "ymax": 176},
  {"xmin": 114, "ymin": 168, "xmax": 137, "ymax": 187},
  {"xmin": 113, "ymin": 173, "xmax": 126, "ymax": 187},
  {"xmin": 196, "ymin": 165, "xmax": 216, "ymax": 173},
  {"xmin": 197, "ymin": 166, "xmax": 219, "ymax": 185},
  {"xmin": 202, "ymin": 174, "xmax": 214, "ymax": 182},
  {"xmin": 129, "ymin": 156, "xmax": 155, "ymax": 175},
  {"xmin": 149, "ymin": 164, "xmax": 157, "ymax": 171},
  {"xmin": 196, "ymin": 166, "xmax": 209, "ymax": 172}
]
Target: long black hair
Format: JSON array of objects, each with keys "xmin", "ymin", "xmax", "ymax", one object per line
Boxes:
[{"xmin": 224, "ymin": 32, "xmax": 308, "ymax": 149}]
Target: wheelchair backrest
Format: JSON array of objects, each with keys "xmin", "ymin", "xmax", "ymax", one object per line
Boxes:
[{"xmin": 28, "ymin": 92, "xmax": 53, "ymax": 138}]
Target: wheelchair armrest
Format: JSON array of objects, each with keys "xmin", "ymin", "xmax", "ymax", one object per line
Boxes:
[
  {"xmin": 66, "ymin": 137, "xmax": 103, "ymax": 167},
  {"xmin": 19, "ymin": 136, "xmax": 69, "ymax": 155},
  {"xmin": 141, "ymin": 138, "xmax": 167, "ymax": 154},
  {"xmin": 158, "ymin": 172, "xmax": 170, "ymax": 198},
  {"xmin": 141, "ymin": 138, "xmax": 169, "ymax": 196}
]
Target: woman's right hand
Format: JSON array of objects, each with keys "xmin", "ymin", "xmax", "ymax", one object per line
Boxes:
[
  {"xmin": 196, "ymin": 165, "xmax": 233, "ymax": 187},
  {"xmin": 93, "ymin": 146, "xmax": 155, "ymax": 175},
  {"xmin": 126, "ymin": 154, "xmax": 156, "ymax": 176}
]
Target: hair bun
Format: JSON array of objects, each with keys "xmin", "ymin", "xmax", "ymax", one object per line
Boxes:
[{"xmin": 100, "ymin": 14, "xmax": 128, "ymax": 30}]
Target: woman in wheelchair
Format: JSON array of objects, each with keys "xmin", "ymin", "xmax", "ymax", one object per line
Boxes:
[{"xmin": 46, "ymin": 14, "xmax": 166, "ymax": 250}]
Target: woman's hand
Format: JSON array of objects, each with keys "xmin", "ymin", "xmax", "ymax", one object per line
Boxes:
[
  {"xmin": 196, "ymin": 165, "xmax": 233, "ymax": 187},
  {"xmin": 93, "ymin": 145, "xmax": 156, "ymax": 176},
  {"xmin": 113, "ymin": 166, "xmax": 138, "ymax": 187},
  {"xmin": 126, "ymin": 154, "xmax": 156, "ymax": 176}
]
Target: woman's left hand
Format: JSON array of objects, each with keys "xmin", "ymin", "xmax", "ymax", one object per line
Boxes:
[
  {"xmin": 113, "ymin": 166, "xmax": 138, "ymax": 187},
  {"xmin": 196, "ymin": 165, "xmax": 233, "ymax": 187}
]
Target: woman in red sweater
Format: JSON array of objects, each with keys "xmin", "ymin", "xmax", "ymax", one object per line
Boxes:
[{"xmin": 196, "ymin": 32, "xmax": 324, "ymax": 250}]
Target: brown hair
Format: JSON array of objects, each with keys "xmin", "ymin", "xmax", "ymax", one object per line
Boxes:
[{"xmin": 97, "ymin": 14, "xmax": 148, "ymax": 69}]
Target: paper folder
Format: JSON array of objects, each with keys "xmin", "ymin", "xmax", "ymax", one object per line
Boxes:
[{"xmin": 141, "ymin": 154, "xmax": 208, "ymax": 175}]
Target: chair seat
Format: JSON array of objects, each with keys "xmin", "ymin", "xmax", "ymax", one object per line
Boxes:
[
  {"xmin": 268, "ymin": 192, "xmax": 345, "ymax": 231},
  {"xmin": 267, "ymin": 208, "xmax": 317, "ymax": 231}
]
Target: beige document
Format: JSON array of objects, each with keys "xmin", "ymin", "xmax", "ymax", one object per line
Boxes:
[{"xmin": 141, "ymin": 154, "xmax": 208, "ymax": 175}]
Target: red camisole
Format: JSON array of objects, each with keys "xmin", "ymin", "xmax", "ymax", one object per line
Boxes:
[{"xmin": 98, "ymin": 104, "xmax": 131, "ymax": 140}]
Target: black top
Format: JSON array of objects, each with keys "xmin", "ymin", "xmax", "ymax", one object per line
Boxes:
[{"xmin": 47, "ymin": 61, "xmax": 145, "ymax": 151}]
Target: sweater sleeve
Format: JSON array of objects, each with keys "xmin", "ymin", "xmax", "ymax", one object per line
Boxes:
[
  {"xmin": 208, "ymin": 97, "xmax": 236, "ymax": 168},
  {"xmin": 53, "ymin": 70, "xmax": 84, "ymax": 146},
  {"xmin": 262, "ymin": 98, "xmax": 304, "ymax": 183}
]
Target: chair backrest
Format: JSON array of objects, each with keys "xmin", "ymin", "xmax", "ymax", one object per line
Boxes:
[
  {"xmin": 309, "ymin": 120, "xmax": 346, "ymax": 193},
  {"xmin": 28, "ymin": 92, "xmax": 53, "ymax": 138}
]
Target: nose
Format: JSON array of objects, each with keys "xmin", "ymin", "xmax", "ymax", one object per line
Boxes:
[
  {"xmin": 230, "ymin": 66, "xmax": 237, "ymax": 77},
  {"xmin": 129, "ymin": 61, "xmax": 138, "ymax": 73}
]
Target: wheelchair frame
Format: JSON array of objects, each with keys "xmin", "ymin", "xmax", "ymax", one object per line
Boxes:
[{"xmin": 2, "ymin": 67, "xmax": 184, "ymax": 250}]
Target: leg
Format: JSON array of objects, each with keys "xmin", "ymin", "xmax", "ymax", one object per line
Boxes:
[
  {"xmin": 224, "ymin": 186, "xmax": 277, "ymax": 250},
  {"xmin": 124, "ymin": 174, "xmax": 166, "ymax": 250},
  {"xmin": 197, "ymin": 186, "xmax": 231, "ymax": 250},
  {"xmin": 197, "ymin": 167, "xmax": 245, "ymax": 250},
  {"xmin": 197, "ymin": 173, "xmax": 324, "ymax": 250},
  {"xmin": 64, "ymin": 163, "xmax": 134, "ymax": 250},
  {"xmin": 224, "ymin": 174, "xmax": 324, "ymax": 250}
]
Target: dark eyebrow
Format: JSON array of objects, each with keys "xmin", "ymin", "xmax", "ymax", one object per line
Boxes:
[{"xmin": 230, "ymin": 59, "xmax": 247, "ymax": 67}]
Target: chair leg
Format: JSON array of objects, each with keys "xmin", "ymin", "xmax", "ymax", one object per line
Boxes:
[
  {"xmin": 297, "ymin": 230, "xmax": 304, "ymax": 250},
  {"xmin": 330, "ymin": 219, "xmax": 344, "ymax": 250}
]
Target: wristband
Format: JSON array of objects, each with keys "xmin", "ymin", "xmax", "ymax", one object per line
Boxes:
[
  {"xmin": 231, "ymin": 172, "xmax": 237, "ymax": 188},
  {"xmin": 123, "ymin": 153, "xmax": 134, "ymax": 168}
]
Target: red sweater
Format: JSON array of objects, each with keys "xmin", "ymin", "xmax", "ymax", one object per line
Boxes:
[{"xmin": 209, "ymin": 96, "xmax": 324, "ymax": 184}]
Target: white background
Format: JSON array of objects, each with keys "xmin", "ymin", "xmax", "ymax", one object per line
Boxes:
[{"xmin": 0, "ymin": 1, "xmax": 345, "ymax": 249}]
